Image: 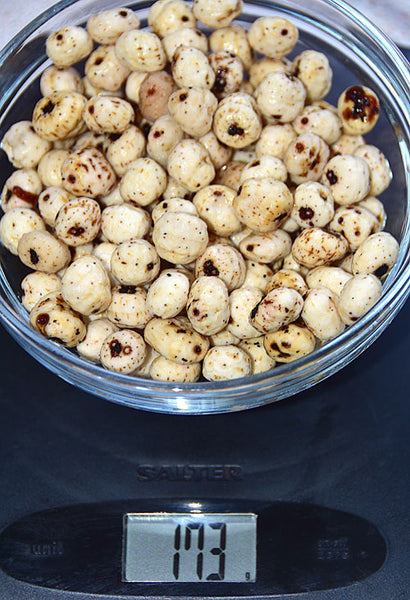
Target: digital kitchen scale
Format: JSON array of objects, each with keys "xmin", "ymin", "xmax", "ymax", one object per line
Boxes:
[{"xmin": 0, "ymin": 289, "xmax": 409, "ymax": 600}]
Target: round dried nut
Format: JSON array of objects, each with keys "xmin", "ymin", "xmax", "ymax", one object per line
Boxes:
[
  {"xmin": 146, "ymin": 269, "xmax": 191, "ymax": 318},
  {"xmin": 106, "ymin": 125, "xmax": 146, "ymax": 177},
  {"xmin": 93, "ymin": 241, "xmax": 118, "ymax": 277},
  {"xmin": 149, "ymin": 0, "xmax": 196, "ymax": 38},
  {"xmin": 55, "ymin": 197, "xmax": 102, "ymax": 247},
  {"xmin": 302, "ymin": 288, "xmax": 345, "ymax": 340},
  {"xmin": 337, "ymin": 273, "xmax": 382, "ymax": 325},
  {"xmin": 195, "ymin": 244, "xmax": 246, "ymax": 291},
  {"xmin": 150, "ymin": 356, "xmax": 201, "ymax": 383},
  {"xmin": 61, "ymin": 148, "xmax": 116, "ymax": 198},
  {"xmin": 1, "ymin": 121, "xmax": 52, "ymax": 169},
  {"xmin": 168, "ymin": 87, "xmax": 218, "ymax": 138},
  {"xmin": 29, "ymin": 291, "xmax": 86, "ymax": 347},
  {"xmin": 199, "ymin": 132, "xmax": 232, "ymax": 170},
  {"xmin": 38, "ymin": 187, "xmax": 73, "ymax": 226},
  {"xmin": 331, "ymin": 133, "xmax": 365, "ymax": 156},
  {"xmin": 329, "ymin": 205, "xmax": 379, "ymax": 250},
  {"xmin": 111, "ymin": 239, "xmax": 160, "ymax": 285},
  {"xmin": 234, "ymin": 178, "xmax": 293, "ymax": 233},
  {"xmin": 187, "ymin": 276, "xmax": 230, "ymax": 335},
  {"xmin": 145, "ymin": 316, "xmax": 209, "ymax": 364},
  {"xmin": 0, "ymin": 208, "xmax": 45, "ymax": 255},
  {"xmin": 292, "ymin": 228, "xmax": 349, "ymax": 268},
  {"xmin": 210, "ymin": 327, "xmax": 239, "ymax": 346},
  {"xmin": 264, "ymin": 323, "xmax": 316, "ymax": 363},
  {"xmin": 227, "ymin": 286, "xmax": 263, "ymax": 339},
  {"xmin": 338, "ymin": 85, "xmax": 380, "ymax": 135},
  {"xmin": 106, "ymin": 285, "xmax": 152, "ymax": 328},
  {"xmin": 256, "ymin": 123, "xmax": 296, "ymax": 160},
  {"xmin": 213, "ymin": 92, "xmax": 262, "ymax": 149},
  {"xmin": 248, "ymin": 16, "xmax": 298, "ymax": 59},
  {"xmin": 164, "ymin": 28, "xmax": 208, "ymax": 60},
  {"xmin": 214, "ymin": 160, "xmax": 246, "ymax": 191},
  {"xmin": 291, "ymin": 181, "xmax": 334, "ymax": 229},
  {"xmin": 1, "ymin": 168, "xmax": 42, "ymax": 212},
  {"xmin": 249, "ymin": 57, "xmax": 290, "ymax": 89},
  {"xmin": 87, "ymin": 8, "xmax": 140, "ymax": 45},
  {"xmin": 77, "ymin": 318, "xmax": 119, "ymax": 363},
  {"xmin": 242, "ymin": 261, "xmax": 274, "ymax": 293},
  {"xmin": 84, "ymin": 96, "xmax": 134, "ymax": 134},
  {"xmin": 292, "ymin": 50, "xmax": 332, "ymax": 102},
  {"xmin": 147, "ymin": 116, "xmax": 184, "ymax": 167},
  {"xmin": 40, "ymin": 66, "xmax": 84, "ymax": 96},
  {"xmin": 33, "ymin": 92, "xmax": 86, "ymax": 141},
  {"xmin": 101, "ymin": 204, "xmax": 150, "ymax": 244},
  {"xmin": 100, "ymin": 329, "xmax": 146, "ymax": 374},
  {"xmin": 61, "ymin": 256, "xmax": 111, "ymax": 316},
  {"xmin": 250, "ymin": 287, "xmax": 304, "ymax": 334},
  {"xmin": 358, "ymin": 196, "xmax": 386, "ymax": 230},
  {"xmin": 209, "ymin": 25, "xmax": 252, "ymax": 69},
  {"xmin": 305, "ymin": 266, "xmax": 352, "ymax": 297},
  {"xmin": 153, "ymin": 212, "xmax": 208, "ymax": 264},
  {"xmin": 193, "ymin": 0, "xmax": 242, "ymax": 28},
  {"xmin": 46, "ymin": 26, "xmax": 93, "ymax": 67},
  {"xmin": 256, "ymin": 71, "xmax": 306, "ymax": 125},
  {"xmin": 120, "ymin": 157, "xmax": 167, "ymax": 206},
  {"xmin": 38, "ymin": 150, "xmax": 70, "ymax": 188},
  {"xmin": 172, "ymin": 46, "xmax": 215, "ymax": 89},
  {"xmin": 353, "ymin": 144, "xmax": 392, "ymax": 197},
  {"xmin": 322, "ymin": 154, "xmax": 370, "ymax": 205},
  {"xmin": 139, "ymin": 71, "xmax": 177, "ymax": 123},
  {"xmin": 266, "ymin": 269, "xmax": 308, "ymax": 296},
  {"xmin": 99, "ymin": 185, "xmax": 124, "ymax": 208},
  {"xmin": 239, "ymin": 230, "xmax": 292, "ymax": 263},
  {"xmin": 124, "ymin": 72, "xmax": 148, "ymax": 103},
  {"xmin": 202, "ymin": 344, "xmax": 251, "ymax": 381},
  {"xmin": 21, "ymin": 272, "xmax": 61, "ymax": 312},
  {"xmin": 284, "ymin": 133, "xmax": 330, "ymax": 185},
  {"xmin": 209, "ymin": 51, "xmax": 244, "ymax": 98},
  {"xmin": 82, "ymin": 76, "xmax": 125, "ymax": 99},
  {"xmin": 240, "ymin": 155, "xmax": 287, "ymax": 184},
  {"xmin": 17, "ymin": 230, "xmax": 71, "ymax": 273},
  {"xmin": 115, "ymin": 30, "xmax": 166, "ymax": 72},
  {"xmin": 152, "ymin": 198, "xmax": 198, "ymax": 223},
  {"xmin": 193, "ymin": 184, "xmax": 241, "ymax": 236},
  {"xmin": 85, "ymin": 45, "xmax": 130, "ymax": 92},
  {"xmin": 167, "ymin": 139, "xmax": 215, "ymax": 192},
  {"xmin": 293, "ymin": 105, "xmax": 342, "ymax": 145},
  {"xmin": 238, "ymin": 337, "xmax": 275, "ymax": 374},
  {"xmin": 351, "ymin": 232, "xmax": 399, "ymax": 278}
]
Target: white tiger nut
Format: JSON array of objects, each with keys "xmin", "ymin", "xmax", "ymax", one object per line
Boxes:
[
  {"xmin": 322, "ymin": 155, "xmax": 370, "ymax": 205},
  {"xmin": 87, "ymin": 8, "xmax": 140, "ymax": 45},
  {"xmin": 358, "ymin": 196, "xmax": 386, "ymax": 230},
  {"xmin": 284, "ymin": 133, "xmax": 330, "ymax": 185},
  {"xmin": 1, "ymin": 121, "xmax": 52, "ymax": 169},
  {"xmin": 266, "ymin": 269, "xmax": 308, "ymax": 297},
  {"xmin": 33, "ymin": 92, "xmax": 86, "ymax": 141},
  {"xmin": 111, "ymin": 239, "xmax": 160, "ymax": 285},
  {"xmin": 148, "ymin": 116, "xmax": 184, "ymax": 168},
  {"xmin": 21, "ymin": 272, "xmax": 61, "ymax": 312},
  {"xmin": 209, "ymin": 25, "xmax": 252, "ymax": 69},
  {"xmin": 351, "ymin": 232, "xmax": 399, "ymax": 278},
  {"xmin": 193, "ymin": 0, "xmax": 243, "ymax": 29},
  {"xmin": 153, "ymin": 212, "xmax": 209, "ymax": 264},
  {"xmin": 210, "ymin": 327, "xmax": 239, "ymax": 346},
  {"xmin": 187, "ymin": 276, "xmax": 230, "ymax": 335},
  {"xmin": 193, "ymin": 184, "xmax": 241, "ymax": 236},
  {"xmin": 150, "ymin": 356, "xmax": 201, "ymax": 383},
  {"xmin": 240, "ymin": 155, "xmax": 287, "ymax": 183},
  {"xmin": 145, "ymin": 316, "xmax": 209, "ymax": 364},
  {"xmin": 77, "ymin": 318, "xmax": 119, "ymax": 363},
  {"xmin": 55, "ymin": 197, "xmax": 102, "ymax": 246},
  {"xmin": 227, "ymin": 287, "xmax": 263, "ymax": 339},
  {"xmin": 106, "ymin": 126, "xmax": 146, "ymax": 177},
  {"xmin": 331, "ymin": 134, "xmax": 365, "ymax": 156},
  {"xmin": 249, "ymin": 57, "xmax": 290, "ymax": 89},
  {"xmin": 329, "ymin": 205, "xmax": 379, "ymax": 250},
  {"xmin": 250, "ymin": 287, "xmax": 304, "ymax": 335},
  {"xmin": 115, "ymin": 30, "xmax": 166, "ymax": 72},
  {"xmin": 264, "ymin": 323, "xmax": 316, "ymax": 363},
  {"xmin": 40, "ymin": 66, "xmax": 84, "ymax": 96},
  {"xmin": 163, "ymin": 27, "xmax": 208, "ymax": 61},
  {"xmin": 255, "ymin": 72, "xmax": 306, "ymax": 124},
  {"xmin": 17, "ymin": 230, "xmax": 71, "ymax": 273},
  {"xmin": 213, "ymin": 93, "xmax": 262, "ymax": 149},
  {"xmin": 167, "ymin": 140, "xmax": 215, "ymax": 192},
  {"xmin": 195, "ymin": 243, "xmax": 246, "ymax": 291},
  {"xmin": 38, "ymin": 187, "xmax": 73, "ymax": 227},
  {"xmin": 61, "ymin": 256, "xmax": 111, "ymax": 316},
  {"xmin": 256, "ymin": 124, "xmax": 296, "ymax": 160},
  {"xmin": 100, "ymin": 329, "xmax": 146, "ymax": 374},
  {"xmin": 149, "ymin": 0, "xmax": 196, "ymax": 38},
  {"xmin": 199, "ymin": 132, "xmax": 232, "ymax": 170},
  {"xmin": 30, "ymin": 291, "xmax": 86, "ymax": 347},
  {"xmin": 46, "ymin": 26, "xmax": 93, "ymax": 67},
  {"xmin": 209, "ymin": 51, "xmax": 244, "ymax": 98},
  {"xmin": 293, "ymin": 105, "xmax": 342, "ymax": 145},
  {"xmin": 292, "ymin": 50, "xmax": 332, "ymax": 102},
  {"xmin": 353, "ymin": 144, "xmax": 392, "ymax": 197},
  {"xmin": 291, "ymin": 182, "xmax": 334, "ymax": 229},
  {"xmin": 302, "ymin": 288, "xmax": 344, "ymax": 341},
  {"xmin": 248, "ymin": 16, "xmax": 298, "ymax": 58},
  {"xmin": 152, "ymin": 198, "xmax": 198, "ymax": 223},
  {"xmin": 338, "ymin": 85, "xmax": 380, "ymax": 135},
  {"xmin": 0, "ymin": 208, "xmax": 45, "ymax": 255},
  {"xmin": 106, "ymin": 285, "xmax": 152, "ymax": 329},
  {"xmin": 172, "ymin": 46, "xmax": 215, "ymax": 89},
  {"xmin": 120, "ymin": 157, "xmax": 167, "ymax": 207},
  {"xmin": 238, "ymin": 337, "xmax": 275, "ymax": 374},
  {"xmin": 337, "ymin": 273, "xmax": 382, "ymax": 325},
  {"xmin": 239, "ymin": 230, "xmax": 292, "ymax": 263},
  {"xmin": 1, "ymin": 168, "xmax": 42, "ymax": 211},
  {"xmin": 61, "ymin": 148, "xmax": 116, "ymax": 198},
  {"xmin": 234, "ymin": 178, "xmax": 293, "ymax": 233},
  {"xmin": 168, "ymin": 87, "xmax": 218, "ymax": 138},
  {"xmin": 306, "ymin": 266, "xmax": 352, "ymax": 297},
  {"xmin": 202, "ymin": 345, "xmax": 251, "ymax": 381},
  {"xmin": 84, "ymin": 96, "xmax": 134, "ymax": 134},
  {"xmin": 146, "ymin": 269, "xmax": 191, "ymax": 318},
  {"xmin": 292, "ymin": 228, "xmax": 349, "ymax": 268},
  {"xmin": 243, "ymin": 261, "xmax": 274, "ymax": 293},
  {"xmin": 85, "ymin": 45, "xmax": 130, "ymax": 93},
  {"xmin": 101, "ymin": 204, "xmax": 150, "ymax": 244}
]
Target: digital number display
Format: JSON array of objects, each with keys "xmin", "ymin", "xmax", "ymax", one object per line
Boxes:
[{"xmin": 123, "ymin": 513, "xmax": 257, "ymax": 583}]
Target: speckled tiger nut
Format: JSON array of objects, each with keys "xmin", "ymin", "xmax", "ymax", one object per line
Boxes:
[
  {"xmin": 213, "ymin": 93, "xmax": 262, "ymax": 149},
  {"xmin": 106, "ymin": 285, "xmax": 152, "ymax": 329},
  {"xmin": 187, "ymin": 276, "xmax": 230, "ymax": 335},
  {"xmin": 146, "ymin": 269, "xmax": 191, "ymax": 318},
  {"xmin": 250, "ymin": 287, "xmax": 304, "ymax": 335},
  {"xmin": 1, "ymin": 168, "xmax": 43, "ymax": 212},
  {"xmin": 1, "ymin": 121, "xmax": 52, "ymax": 169},
  {"xmin": 61, "ymin": 148, "xmax": 116, "ymax": 198},
  {"xmin": 249, "ymin": 57, "xmax": 290, "ymax": 89},
  {"xmin": 209, "ymin": 25, "xmax": 252, "ymax": 70},
  {"xmin": 153, "ymin": 212, "xmax": 209, "ymax": 264},
  {"xmin": 38, "ymin": 187, "xmax": 73, "ymax": 226},
  {"xmin": 264, "ymin": 323, "xmax": 315, "ymax": 363},
  {"xmin": 61, "ymin": 256, "xmax": 111, "ymax": 316},
  {"xmin": 150, "ymin": 356, "xmax": 201, "ymax": 382},
  {"xmin": 139, "ymin": 71, "xmax": 177, "ymax": 123},
  {"xmin": 193, "ymin": 184, "xmax": 241, "ymax": 236},
  {"xmin": 284, "ymin": 133, "xmax": 330, "ymax": 185},
  {"xmin": 227, "ymin": 287, "xmax": 263, "ymax": 339},
  {"xmin": 302, "ymin": 288, "xmax": 344, "ymax": 341},
  {"xmin": 331, "ymin": 134, "xmax": 365, "ymax": 156},
  {"xmin": 85, "ymin": 45, "xmax": 130, "ymax": 93},
  {"xmin": 351, "ymin": 232, "xmax": 399, "ymax": 278},
  {"xmin": 162, "ymin": 27, "xmax": 208, "ymax": 60},
  {"xmin": 17, "ymin": 230, "xmax": 71, "ymax": 273},
  {"xmin": 322, "ymin": 155, "xmax": 370, "ymax": 205},
  {"xmin": 76, "ymin": 318, "xmax": 119, "ymax": 363},
  {"xmin": 329, "ymin": 205, "xmax": 379, "ymax": 250},
  {"xmin": 149, "ymin": 0, "xmax": 196, "ymax": 38},
  {"xmin": 292, "ymin": 50, "xmax": 332, "ymax": 102},
  {"xmin": 145, "ymin": 316, "xmax": 209, "ymax": 364},
  {"xmin": 110, "ymin": 239, "xmax": 160, "ymax": 285},
  {"xmin": 338, "ymin": 85, "xmax": 380, "ymax": 135},
  {"xmin": 239, "ymin": 230, "xmax": 292, "ymax": 263},
  {"xmin": 337, "ymin": 273, "xmax": 382, "ymax": 325},
  {"xmin": 292, "ymin": 228, "xmax": 349, "ymax": 268},
  {"xmin": 255, "ymin": 72, "xmax": 306, "ymax": 124},
  {"xmin": 168, "ymin": 87, "xmax": 218, "ymax": 138},
  {"xmin": 87, "ymin": 8, "xmax": 140, "ymax": 45},
  {"xmin": 100, "ymin": 329, "xmax": 146, "ymax": 374},
  {"xmin": 120, "ymin": 157, "xmax": 167, "ymax": 206},
  {"xmin": 266, "ymin": 269, "xmax": 308, "ymax": 297},
  {"xmin": 101, "ymin": 204, "xmax": 150, "ymax": 245},
  {"xmin": 152, "ymin": 198, "xmax": 198, "ymax": 223},
  {"xmin": 358, "ymin": 196, "xmax": 386, "ymax": 230},
  {"xmin": 234, "ymin": 177, "xmax": 293, "ymax": 233},
  {"xmin": 291, "ymin": 181, "xmax": 334, "ymax": 229},
  {"xmin": 305, "ymin": 266, "xmax": 352, "ymax": 297},
  {"xmin": 30, "ymin": 291, "xmax": 86, "ymax": 347},
  {"xmin": 256, "ymin": 123, "xmax": 296, "ymax": 160},
  {"xmin": 55, "ymin": 197, "xmax": 101, "ymax": 247},
  {"xmin": 83, "ymin": 96, "xmax": 134, "ymax": 134},
  {"xmin": 353, "ymin": 144, "xmax": 392, "ymax": 197},
  {"xmin": 40, "ymin": 66, "xmax": 84, "ymax": 96},
  {"xmin": 0, "ymin": 208, "xmax": 45, "ymax": 255},
  {"xmin": 293, "ymin": 105, "xmax": 342, "ymax": 145},
  {"xmin": 33, "ymin": 92, "xmax": 86, "ymax": 141},
  {"xmin": 199, "ymin": 132, "xmax": 233, "ymax": 170},
  {"xmin": 195, "ymin": 243, "xmax": 246, "ymax": 291},
  {"xmin": 242, "ymin": 261, "xmax": 274, "ymax": 294},
  {"xmin": 167, "ymin": 139, "xmax": 215, "ymax": 192},
  {"xmin": 193, "ymin": 0, "xmax": 243, "ymax": 29},
  {"xmin": 248, "ymin": 16, "xmax": 298, "ymax": 59},
  {"xmin": 172, "ymin": 46, "xmax": 215, "ymax": 89},
  {"xmin": 209, "ymin": 51, "xmax": 244, "ymax": 98},
  {"xmin": 106, "ymin": 126, "xmax": 146, "ymax": 177},
  {"xmin": 46, "ymin": 26, "xmax": 93, "ymax": 67},
  {"xmin": 21, "ymin": 272, "xmax": 61, "ymax": 312},
  {"xmin": 147, "ymin": 116, "xmax": 184, "ymax": 168},
  {"xmin": 238, "ymin": 337, "xmax": 275, "ymax": 374},
  {"xmin": 202, "ymin": 345, "xmax": 251, "ymax": 381},
  {"xmin": 115, "ymin": 30, "xmax": 167, "ymax": 72}
]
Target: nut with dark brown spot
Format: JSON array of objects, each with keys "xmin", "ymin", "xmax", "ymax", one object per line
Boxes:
[
  {"xmin": 61, "ymin": 147, "xmax": 117, "ymax": 198},
  {"xmin": 284, "ymin": 133, "xmax": 330, "ymax": 185},
  {"xmin": 115, "ymin": 29, "xmax": 167, "ymax": 72},
  {"xmin": 292, "ymin": 227, "xmax": 349, "ymax": 268},
  {"xmin": 85, "ymin": 45, "xmax": 131, "ymax": 93},
  {"xmin": 87, "ymin": 8, "xmax": 140, "ymax": 45},
  {"xmin": 195, "ymin": 243, "xmax": 246, "ymax": 290},
  {"xmin": 264, "ymin": 323, "xmax": 315, "ymax": 362},
  {"xmin": 248, "ymin": 16, "xmax": 298, "ymax": 59},
  {"xmin": 110, "ymin": 238, "xmax": 161, "ymax": 285},
  {"xmin": 168, "ymin": 87, "xmax": 218, "ymax": 138},
  {"xmin": 18, "ymin": 230, "xmax": 71, "ymax": 273},
  {"xmin": 351, "ymin": 232, "xmax": 399, "ymax": 278},
  {"xmin": 55, "ymin": 197, "xmax": 102, "ymax": 246},
  {"xmin": 187, "ymin": 276, "xmax": 230, "ymax": 335},
  {"xmin": 338, "ymin": 85, "xmax": 380, "ymax": 135},
  {"xmin": 144, "ymin": 316, "xmax": 209, "ymax": 364},
  {"xmin": 1, "ymin": 168, "xmax": 42, "ymax": 212},
  {"xmin": 46, "ymin": 26, "xmax": 93, "ymax": 67},
  {"xmin": 202, "ymin": 344, "xmax": 252, "ymax": 381},
  {"xmin": 0, "ymin": 207, "xmax": 45, "ymax": 255},
  {"xmin": 84, "ymin": 96, "xmax": 134, "ymax": 134},
  {"xmin": 107, "ymin": 285, "xmax": 152, "ymax": 328},
  {"xmin": 29, "ymin": 291, "xmax": 86, "ymax": 347},
  {"xmin": 250, "ymin": 287, "xmax": 304, "ymax": 334},
  {"xmin": 234, "ymin": 177, "xmax": 293, "ymax": 233},
  {"xmin": 100, "ymin": 329, "xmax": 146, "ymax": 373},
  {"xmin": 149, "ymin": 0, "xmax": 197, "ymax": 38},
  {"xmin": 33, "ymin": 91, "xmax": 86, "ymax": 141}
]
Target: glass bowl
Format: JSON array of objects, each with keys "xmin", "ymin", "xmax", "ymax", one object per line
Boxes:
[{"xmin": 0, "ymin": 0, "xmax": 409, "ymax": 415}]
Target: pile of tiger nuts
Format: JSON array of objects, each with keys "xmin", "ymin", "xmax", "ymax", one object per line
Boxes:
[{"xmin": 0, "ymin": 0, "xmax": 400, "ymax": 383}]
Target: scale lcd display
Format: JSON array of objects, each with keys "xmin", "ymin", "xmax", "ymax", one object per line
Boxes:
[{"xmin": 123, "ymin": 512, "xmax": 257, "ymax": 583}]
